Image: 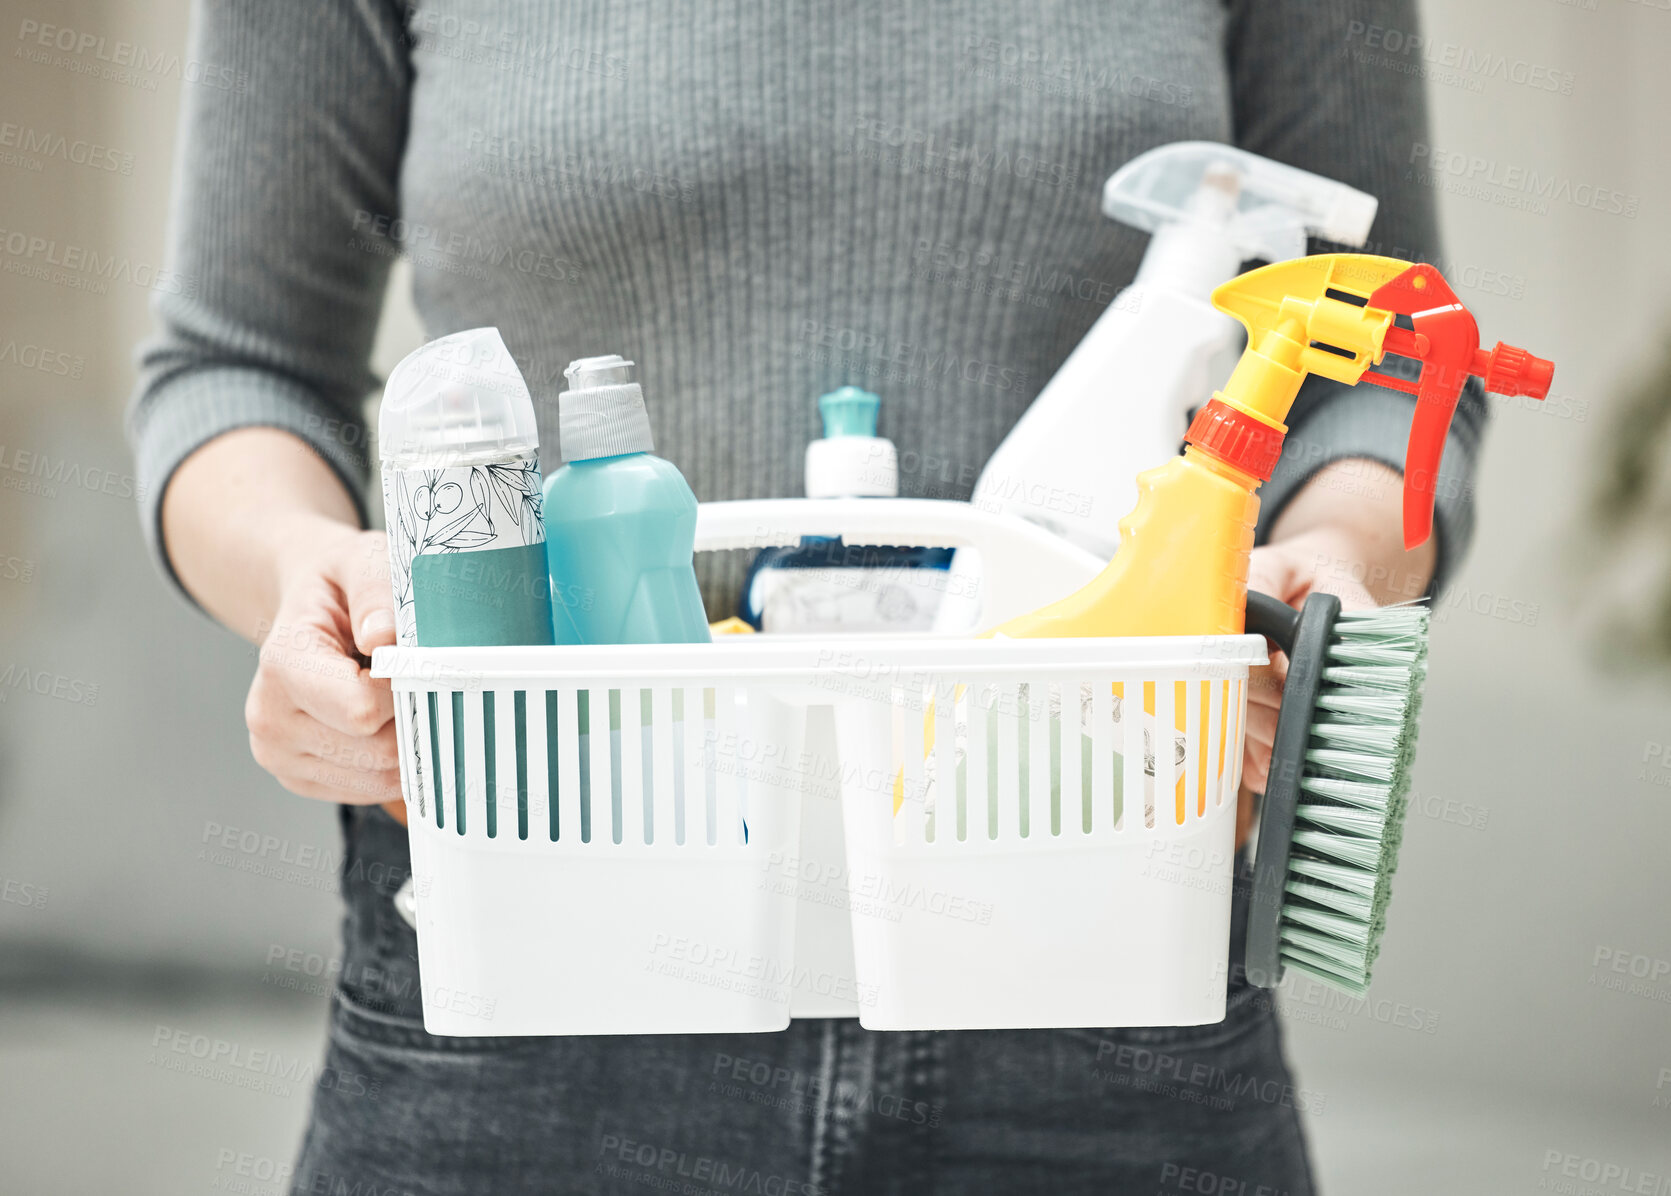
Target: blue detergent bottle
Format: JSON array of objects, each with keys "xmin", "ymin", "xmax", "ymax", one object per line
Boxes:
[{"xmin": 543, "ymin": 356, "xmax": 714, "ymax": 843}]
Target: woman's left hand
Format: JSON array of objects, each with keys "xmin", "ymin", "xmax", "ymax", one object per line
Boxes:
[
  {"xmin": 1236, "ymin": 530, "xmax": 1378, "ymax": 846},
  {"xmin": 1234, "ymin": 459, "xmax": 1437, "ymax": 850}
]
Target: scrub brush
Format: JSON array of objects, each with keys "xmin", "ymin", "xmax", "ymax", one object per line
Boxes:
[{"xmin": 1243, "ymin": 589, "xmax": 1430, "ymax": 997}]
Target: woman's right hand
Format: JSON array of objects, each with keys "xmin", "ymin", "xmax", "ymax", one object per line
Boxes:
[{"xmin": 246, "ymin": 521, "xmax": 405, "ymax": 814}]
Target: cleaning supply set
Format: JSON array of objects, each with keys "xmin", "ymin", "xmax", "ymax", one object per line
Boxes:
[
  {"xmin": 373, "ymin": 186, "xmax": 1554, "ymax": 1031},
  {"xmin": 740, "ymin": 386, "xmax": 952, "ymax": 633},
  {"xmin": 379, "ymin": 343, "xmax": 712, "ymax": 844}
]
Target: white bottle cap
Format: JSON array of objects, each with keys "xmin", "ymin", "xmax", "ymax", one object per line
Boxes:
[
  {"xmin": 805, "ymin": 386, "xmax": 897, "ymax": 498},
  {"xmin": 379, "ymin": 327, "xmax": 538, "ymax": 464},
  {"xmin": 559, "ymin": 354, "xmax": 655, "ymax": 462}
]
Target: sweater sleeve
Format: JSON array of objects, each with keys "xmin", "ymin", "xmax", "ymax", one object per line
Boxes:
[
  {"xmin": 125, "ymin": 0, "xmax": 411, "ymax": 602},
  {"xmin": 1224, "ymin": 0, "xmax": 1488, "ymax": 596}
]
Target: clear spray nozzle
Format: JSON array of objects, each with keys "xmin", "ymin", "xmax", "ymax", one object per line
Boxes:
[{"xmin": 1104, "ymin": 142, "xmax": 1379, "ymax": 267}]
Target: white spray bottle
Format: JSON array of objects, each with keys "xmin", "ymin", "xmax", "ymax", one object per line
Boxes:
[{"xmin": 937, "ymin": 142, "xmax": 1378, "ymax": 631}]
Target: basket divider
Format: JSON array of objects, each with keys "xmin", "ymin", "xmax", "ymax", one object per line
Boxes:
[
  {"xmin": 619, "ymin": 687, "xmax": 646, "ymax": 847},
  {"xmin": 492, "ymin": 687, "xmax": 520, "ymax": 840},
  {"xmin": 996, "ymin": 683, "xmax": 1019, "ymax": 844},
  {"xmin": 932, "ymin": 677, "xmax": 957, "ymax": 845},
  {"xmin": 1059, "ymin": 677, "xmax": 1084, "ymax": 836},
  {"xmin": 713, "ymin": 684, "xmax": 742, "ymax": 847},
  {"xmin": 554, "ymin": 688, "xmax": 580, "ymax": 842},
  {"xmin": 587, "ymin": 686, "xmax": 613, "ymax": 845},
  {"xmin": 1028, "ymin": 679, "xmax": 1051, "ymax": 839},
  {"xmin": 1122, "ymin": 682, "xmax": 1145, "ymax": 834}
]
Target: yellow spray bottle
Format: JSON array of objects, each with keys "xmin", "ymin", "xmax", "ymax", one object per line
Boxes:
[
  {"xmin": 907, "ymin": 253, "xmax": 1554, "ymax": 816},
  {"xmin": 1007, "ymin": 254, "xmax": 1382, "ymax": 637}
]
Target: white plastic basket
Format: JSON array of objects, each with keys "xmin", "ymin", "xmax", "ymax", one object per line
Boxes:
[
  {"xmin": 377, "ymin": 644, "xmax": 813, "ymax": 1036},
  {"xmin": 372, "ymin": 499, "xmax": 1266, "ymax": 1035},
  {"xmin": 821, "ymin": 635, "xmax": 1263, "ymax": 1030}
]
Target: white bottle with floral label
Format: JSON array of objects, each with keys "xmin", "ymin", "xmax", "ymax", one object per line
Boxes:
[
  {"xmin": 379, "ymin": 327, "xmax": 553, "ymax": 843},
  {"xmin": 379, "ymin": 327, "xmax": 553, "ymax": 649}
]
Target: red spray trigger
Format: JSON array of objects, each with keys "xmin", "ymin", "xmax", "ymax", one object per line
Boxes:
[{"xmin": 1361, "ymin": 264, "xmax": 1554, "ymax": 549}]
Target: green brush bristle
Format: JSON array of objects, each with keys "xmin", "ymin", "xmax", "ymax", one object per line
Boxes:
[{"xmin": 1276, "ymin": 602, "xmax": 1429, "ymax": 995}]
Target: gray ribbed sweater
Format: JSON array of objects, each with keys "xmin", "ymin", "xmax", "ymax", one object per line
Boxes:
[{"xmin": 129, "ymin": 0, "xmax": 1483, "ymax": 613}]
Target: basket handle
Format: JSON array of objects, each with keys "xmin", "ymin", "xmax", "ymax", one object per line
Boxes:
[{"xmin": 694, "ymin": 498, "xmax": 1104, "ymax": 629}]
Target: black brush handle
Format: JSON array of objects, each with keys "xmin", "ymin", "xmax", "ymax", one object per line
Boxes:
[{"xmin": 1242, "ymin": 589, "xmax": 1341, "ymax": 990}]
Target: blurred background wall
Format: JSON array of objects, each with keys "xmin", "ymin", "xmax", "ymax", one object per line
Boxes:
[{"xmin": 1, "ymin": 1, "xmax": 1667, "ymax": 1192}]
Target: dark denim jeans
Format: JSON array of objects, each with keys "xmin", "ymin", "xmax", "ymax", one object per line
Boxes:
[{"xmin": 292, "ymin": 807, "xmax": 1315, "ymax": 1196}]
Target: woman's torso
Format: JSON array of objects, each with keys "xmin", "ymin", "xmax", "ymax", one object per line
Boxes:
[{"xmin": 395, "ymin": 0, "xmax": 1233, "ymax": 610}]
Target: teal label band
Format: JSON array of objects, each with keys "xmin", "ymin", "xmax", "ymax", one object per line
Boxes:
[{"xmin": 413, "ymin": 542, "xmax": 555, "ymax": 647}]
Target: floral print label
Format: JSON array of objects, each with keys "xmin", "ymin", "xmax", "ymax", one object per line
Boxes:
[{"xmin": 382, "ymin": 454, "xmax": 546, "ymax": 646}]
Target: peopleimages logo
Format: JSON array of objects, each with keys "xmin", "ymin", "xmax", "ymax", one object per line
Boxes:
[
  {"xmin": 0, "ymin": 121, "xmax": 134, "ymax": 174},
  {"xmin": 1344, "ymin": 20, "xmax": 1576, "ymax": 96},
  {"xmin": 14, "ymin": 18, "xmax": 248, "ymax": 92},
  {"xmin": 958, "ymin": 35, "xmax": 1195, "ymax": 108},
  {"xmin": 0, "ymin": 340, "xmax": 85, "ymax": 378},
  {"xmin": 350, "ymin": 210, "xmax": 582, "ymax": 284},
  {"xmin": 848, "ymin": 114, "xmax": 1080, "ymax": 190},
  {"xmin": 0, "ymin": 226, "xmax": 194, "ymax": 296},
  {"xmin": 1408, "ymin": 143, "xmax": 1640, "ymax": 218},
  {"xmin": 0, "ymin": 444, "xmax": 146, "ymax": 501},
  {"xmin": 796, "ymin": 319, "xmax": 1030, "ymax": 394},
  {"xmin": 1540, "ymin": 1150, "xmax": 1671, "ymax": 1196}
]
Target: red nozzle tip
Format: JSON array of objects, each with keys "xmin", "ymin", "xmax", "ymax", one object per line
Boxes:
[{"xmin": 1480, "ymin": 342, "xmax": 1554, "ymax": 400}]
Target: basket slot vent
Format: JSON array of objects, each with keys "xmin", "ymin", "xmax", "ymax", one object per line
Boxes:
[
  {"xmin": 436, "ymin": 692, "xmax": 464, "ymax": 835},
  {"xmin": 619, "ymin": 688, "xmax": 646, "ymax": 845},
  {"xmin": 586, "ymin": 687, "xmax": 612, "ymax": 844},
  {"xmin": 550, "ymin": 688, "xmax": 576, "ymax": 841}
]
